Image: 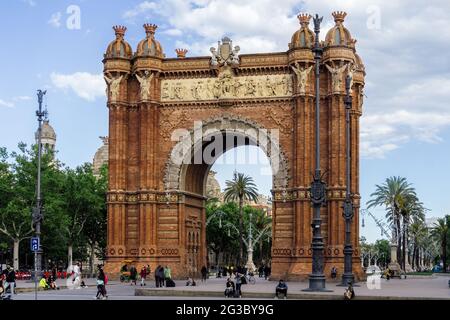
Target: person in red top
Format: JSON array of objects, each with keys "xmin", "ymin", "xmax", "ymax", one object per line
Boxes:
[{"xmin": 140, "ymin": 266, "xmax": 147, "ymax": 286}]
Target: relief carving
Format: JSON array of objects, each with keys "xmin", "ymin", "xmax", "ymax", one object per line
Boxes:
[{"xmin": 160, "ymin": 72, "xmax": 293, "ymax": 102}]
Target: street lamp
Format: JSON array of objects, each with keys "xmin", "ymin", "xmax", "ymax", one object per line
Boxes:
[
  {"xmin": 338, "ymin": 75, "xmax": 357, "ymax": 287},
  {"xmin": 245, "ymin": 212, "xmax": 256, "ymax": 272},
  {"xmin": 303, "ymin": 13, "xmax": 330, "ymax": 292},
  {"xmin": 33, "ymin": 89, "xmax": 47, "ymax": 300}
]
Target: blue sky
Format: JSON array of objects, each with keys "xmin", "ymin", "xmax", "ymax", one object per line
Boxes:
[{"xmin": 0, "ymin": 0, "xmax": 449, "ymax": 243}]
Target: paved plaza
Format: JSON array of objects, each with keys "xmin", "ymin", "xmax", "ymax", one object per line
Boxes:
[{"xmin": 8, "ymin": 275, "xmax": 450, "ymax": 300}]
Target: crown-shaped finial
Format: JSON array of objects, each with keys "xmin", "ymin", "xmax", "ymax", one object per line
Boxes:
[
  {"xmin": 332, "ymin": 11, "xmax": 347, "ymax": 24},
  {"xmin": 144, "ymin": 23, "xmax": 158, "ymax": 36},
  {"xmin": 297, "ymin": 13, "xmax": 312, "ymax": 26},
  {"xmin": 113, "ymin": 25, "xmax": 127, "ymax": 38},
  {"xmin": 175, "ymin": 48, "xmax": 188, "ymax": 58}
]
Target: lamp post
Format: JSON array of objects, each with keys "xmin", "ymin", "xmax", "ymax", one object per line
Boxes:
[
  {"xmin": 33, "ymin": 89, "xmax": 47, "ymax": 300},
  {"xmin": 303, "ymin": 14, "xmax": 330, "ymax": 292},
  {"xmin": 338, "ymin": 74, "xmax": 357, "ymax": 286},
  {"xmin": 245, "ymin": 212, "xmax": 256, "ymax": 272}
]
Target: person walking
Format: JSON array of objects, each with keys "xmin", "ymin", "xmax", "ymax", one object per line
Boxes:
[
  {"xmin": 158, "ymin": 265, "xmax": 165, "ymax": 287},
  {"xmin": 95, "ymin": 265, "xmax": 107, "ymax": 300},
  {"xmin": 201, "ymin": 266, "xmax": 208, "ymax": 282},
  {"xmin": 155, "ymin": 265, "xmax": 161, "ymax": 288},
  {"xmin": 73, "ymin": 262, "xmax": 82, "ymax": 289},
  {"xmin": 264, "ymin": 265, "xmax": 269, "ymax": 280},
  {"xmin": 234, "ymin": 272, "xmax": 242, "ymax": 298},
  {"xmin": 331, "ymin": 266, "xmax": 337, "ymax": 279},
  {"xmin": 140, "ymin": 265, "xmax": 147, "ymax": 286},
  {"xmin": 130, "ymin": 265, "xmax": 138, "ymax": 286}
]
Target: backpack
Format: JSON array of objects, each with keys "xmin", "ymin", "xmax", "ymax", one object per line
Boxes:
[{"xmin": 104, "ymin": 273, "xmax": 108, "ymax": 285}]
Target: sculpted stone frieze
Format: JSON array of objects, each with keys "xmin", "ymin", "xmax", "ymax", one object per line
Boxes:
[{"xmin": 160, "ymin": 70, "xmax": 293, "ymax": 102}]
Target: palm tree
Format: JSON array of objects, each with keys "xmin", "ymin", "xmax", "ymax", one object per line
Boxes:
[
  {"xmin": 223, "ymin": 172, "xmax": 259, "ymax": 265},
  {"xmin": 431, "ymin": 217, "xmax": 449, "ymax": 273},
  {"xmin": 409, "ymin": 218, "xmax": 427, "ymax": 270},
  {"xmin": 367, "ymin": 176, "xmax": 416, "ymax": 266},
  {"xmin": 399, "ymin": 194, "xmax": 424, "ymax": 270}
]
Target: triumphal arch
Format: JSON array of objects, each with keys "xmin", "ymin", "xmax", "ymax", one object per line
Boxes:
[{"xmin": 103, "ymin": 11, "xmax": 365, "ymax": 280}]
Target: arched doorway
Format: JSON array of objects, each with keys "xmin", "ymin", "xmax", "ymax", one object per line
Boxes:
[{"xmin": 163, "ymin": 116, "xmax": 288, "ymax": 277}]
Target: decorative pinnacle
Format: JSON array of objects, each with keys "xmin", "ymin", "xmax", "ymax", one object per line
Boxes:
[
  {"xmin": 144, "ymin": 23, "xmax": 158, "ymax": 37},
  {"xmin": 175, "ymin": 48, "xmax": 188, "ymax": 58},
  {"xmin": 332, "ymin": 11, "xmax": 347, "ymax": 24},
  {"xmin": 113, "ymin": 25, "xmax": 127, "ymax": 38},
  {"xmin": 297, "ymin": 13, "xmax": 312, "ymax": 26}
]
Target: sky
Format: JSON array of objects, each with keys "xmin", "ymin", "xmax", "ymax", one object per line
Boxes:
[{"xmin": 0, "ymin": 0, "xmax": 449, "ymax": 243}]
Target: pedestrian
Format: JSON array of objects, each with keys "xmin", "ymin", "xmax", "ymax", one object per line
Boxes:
[
  {"xmin": 258, "ymin": 265, "xmax": 264, "ymax": 278},
  {"xmin": 130, "ymin": 265, "xmax": 138, "ymax": 285},
  {"xmin": 331, "ymin": 266, "xmax": 337, "ymax": 279},
  {"xmin": 201, "ymin": 265, "xmax": 208, "ymax": 282},
  {"xmin": 146, "ymin": 264, "xmax": 151, "ymax": 276},
  {"xmin": 140, "ymin": 265, "xmax": 147, "ymax": 286},
  {"xmin": 164, "ymin": 265, "xmax": 171, "ymax": 282},
  {"xmin": 275, "ymin": 279, "xmax": 288, "ymax": 299},
  {"xmin": 157, "ymin": 265, "xmax": 165, "ymax": 287},
  {"xmin": 264, "ymin": 265, "xmax": 269, "ymax": 280},
  {"xmin": 95, "ymin": 265, "xmax": 107, "ymax": 300},
  {"xmin": 73, "ymin": 262, "xmax": 81, "ymax": 289},
  {"xmin": 3, "ymin": 266, "xmax": 15, "ymax": 300},
  {"xmin": 155, "ymin": 265, "xmax": 161, "ymax": 287},
  {"xmin": 234, "ymin": 272, "xmax": 242, "ymax": 298}
]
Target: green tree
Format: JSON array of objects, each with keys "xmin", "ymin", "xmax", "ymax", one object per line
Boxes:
[
  {"xmin": 408, "ymin": 218, "xmax": 428, "ymax": 270},
  {"xmin": 374, "ymin": 239, "xmax": 390, "ymax": 268},
  {"xmin": 0, "ymin": 143, "xmax": 65, "ymax": 270},
  {"xmin": 60, "ymin": 163, "xmax": 104, "ymax": 268},
  {"xmin": 431, "ymin": 217, "xmax": 449, "ymax": 272},
  {"xmin": 206, "ymin": 201, "xmax": 240, "ymax": 267},
  {"xmin": 223, "ymin": 172, "xmax": 259, "ymax": 265},
  {"xmin": 367, "ymin": 176, "xmax": 416, "ymax": 268},
  {"xmin": 83, "ymin": 164, "xmax": 108, "ymax": 276}
]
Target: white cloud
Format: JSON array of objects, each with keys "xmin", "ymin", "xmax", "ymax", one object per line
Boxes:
[
  {"xmin": 50, "ymin": 72, "xmax": 106, "ymax": 102},
  {"xmin": 123, "ymin": 1, "xmax": 157, "ymax": 19},
  {"xmin": 48, "ymin": 12, "xmax": 62, "ymax": 28},
  {"xmin": 0, "ymin": 99, "xmax": 14, "ymax": 108},
  {"xmin": 162, "ymin": 28, "xmax": 183, "ymax": 37}
]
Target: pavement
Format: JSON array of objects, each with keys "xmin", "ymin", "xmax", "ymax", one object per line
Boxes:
[
  {"xmin": 7, "ymin": 275, "xmax": 450, "ymax": 300},
  {"xmin": 135, "ymin": 276, "xmax": 450, "ymax": 300}
]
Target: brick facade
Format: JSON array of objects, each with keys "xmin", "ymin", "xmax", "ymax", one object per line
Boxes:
[{"xmin": 103, "ymin": 12, "xmax": 365, "ymax": 281}]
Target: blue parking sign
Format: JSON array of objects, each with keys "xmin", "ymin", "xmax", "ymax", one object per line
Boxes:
[{"xmin": 31, "ymin": 237, "xmax": 39, "ymax": 252}]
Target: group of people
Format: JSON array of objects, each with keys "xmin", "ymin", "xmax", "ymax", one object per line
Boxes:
[
  {"xmin": 154, "ymin": 265, "xmax": 173, "ymax": 287},
  {"xmin": 39, "ymin": 274, "xmax": 59, "ymax": 290}
]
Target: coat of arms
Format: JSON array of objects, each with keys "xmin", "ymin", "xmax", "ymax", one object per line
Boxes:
[{"xmin": 210, "ymin": 36, "xmax": 240, "ymax": 67}]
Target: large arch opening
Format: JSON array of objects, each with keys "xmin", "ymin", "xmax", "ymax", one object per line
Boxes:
[{"xmin": 163, "ymin": 115, "xmax": 288, "ymax": 276}]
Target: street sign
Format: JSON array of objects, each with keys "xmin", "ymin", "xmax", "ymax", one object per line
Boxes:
[{"xmin": 31, "ymin": 237, "xmax": 39, "ymax": 252}]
